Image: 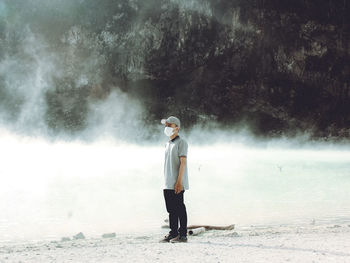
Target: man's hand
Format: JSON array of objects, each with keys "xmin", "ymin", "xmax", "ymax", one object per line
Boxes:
[
  {"xmin": 174, "ymin": 156, "xmax": 186, "ymax": 194},
  {"xmin": 174, "ymin": 181, "xmax": 183, "ymax": 194}
]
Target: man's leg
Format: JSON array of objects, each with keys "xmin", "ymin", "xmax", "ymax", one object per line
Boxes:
[
  {"xmin": 163, "ymin": 189, "xmax": 179, "ymax": 237},
  {"xmin": 176, "ymin": 190, "xmax": 188, "ymax": 237}
]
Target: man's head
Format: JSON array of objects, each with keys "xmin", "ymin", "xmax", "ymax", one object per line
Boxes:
[{"xmin": 161, "ymin": 116, "xmax": 181, "ymax": 136}]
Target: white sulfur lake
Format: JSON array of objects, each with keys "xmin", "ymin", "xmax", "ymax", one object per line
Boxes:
[{"xmin": 0, "ymin": 130, "xmax": 350, "ymax": 243}]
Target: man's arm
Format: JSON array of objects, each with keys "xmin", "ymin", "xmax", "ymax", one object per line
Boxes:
[{"xmin": 175, "ymin": 156, "xmax": 186, "ymax": 194}]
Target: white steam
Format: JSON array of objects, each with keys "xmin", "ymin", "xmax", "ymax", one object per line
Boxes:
[
  {"xmin": 0, "ymin": 27, "xmax": 54, "ymax": 135},
  {"xmin": 81, "ymin": 89, "xmax": 148, "ymax": 142}
]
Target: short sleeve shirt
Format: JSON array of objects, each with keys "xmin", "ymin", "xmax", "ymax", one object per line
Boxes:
[{"xmin": 163, "ymin": 135, "xmax": 189, "ymax": 190}]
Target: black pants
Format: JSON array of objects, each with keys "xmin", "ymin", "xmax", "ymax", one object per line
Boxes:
[{"xmin": 163, "ymin": 189, "xmax": 187, "ymax": 237}]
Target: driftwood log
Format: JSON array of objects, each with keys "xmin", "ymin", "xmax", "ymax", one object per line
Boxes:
[
  {"xmin": 187, "ymin": 224, "xmax": 235, "ymax": 235},
  {"xmin": 162, "ymin": 218, "xmax": 235, "ymax": 235},
  {"xmin": 187, "ymin": 224, "xmax": 235, "ymax": 230},
  {"xmin": 162, "ymin": 221, "xmax": 235, "ymax": 236}
]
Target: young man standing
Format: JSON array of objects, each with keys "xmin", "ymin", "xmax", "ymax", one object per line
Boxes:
[{"xmin": 159, "ymin": 116, "xmax": 189, "ymax": 243}]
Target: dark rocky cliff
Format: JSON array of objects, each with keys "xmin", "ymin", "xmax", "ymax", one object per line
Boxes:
[{"xmin": 0, "ymin": 0, "xmax": 349, "ymax": 139}]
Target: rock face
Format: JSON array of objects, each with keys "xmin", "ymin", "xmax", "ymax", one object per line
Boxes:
[{"xmin": 0, "ymin": 0, "xmax": 349, "ymax": 139}]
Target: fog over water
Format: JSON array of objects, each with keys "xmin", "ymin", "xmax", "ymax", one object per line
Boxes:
[
  {"xmin": 0, "ymin": 0, "xmax": 350, "ymax": 243},
  {"xmin": 1, "ymin": 127, "xmax": 350, "ymax": 242}
]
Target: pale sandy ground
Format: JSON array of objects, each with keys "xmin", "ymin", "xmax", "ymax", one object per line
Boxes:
[{"xmin": 1, "ymin": 223, "xmax": 350, "ymax": 263}]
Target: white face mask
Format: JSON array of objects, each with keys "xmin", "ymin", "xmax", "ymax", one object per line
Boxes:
[{"xmin": 164, "ymin": 126, "xmax": 175, "ymax": 137}]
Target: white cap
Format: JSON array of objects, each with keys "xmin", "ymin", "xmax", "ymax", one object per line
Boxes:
[{"xmin": 161, "ymin": 116, "xmax": 181, "ymax": 128}]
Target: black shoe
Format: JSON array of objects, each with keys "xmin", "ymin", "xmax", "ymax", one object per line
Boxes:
[
  {"xmin": 170, "ymin": 235, "xmax": 188, "ymax": 243},
  {"xmin": 159, "ymin": 233, "xmax": 178, "ymax": 243}
]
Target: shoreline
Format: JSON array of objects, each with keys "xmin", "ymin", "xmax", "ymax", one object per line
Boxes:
[{"xmin": 1, "ymin": 222, "xmax": 349, "ymax": 262}]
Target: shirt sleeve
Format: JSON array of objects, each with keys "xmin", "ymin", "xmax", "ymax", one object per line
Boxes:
[{"xmin": 178, "ymin": 139, "xmax": 188, "ymax": 157}]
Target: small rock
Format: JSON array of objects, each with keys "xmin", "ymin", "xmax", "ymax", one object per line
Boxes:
[
  {"xmin": 231, "ymin": 232, "xmax": 239, "ymax": 237},
  {"xmin": 67, "ymin": 210, "xmax": 73, "ymax": 218},
  {"xmin": 61, "ymin": 237, "xmax": 71, "ymax": 242},
  {"xmin": 73, "ymin": 232, "xmax": 85, "ymax": 240},
  {"xmin": 223, "ymin": 231, "xmax": 239, "ymax": 237},
  {"xmin": 135, "ymin": 235, "xmax": 149, "ymax": 240},
  {"xmin": 102, "ymin": 233, "xmax": 116, "ymax": 238},
  {"xmin": 327, "ymin": 225, "xmax": 341, "ymax": 229}
]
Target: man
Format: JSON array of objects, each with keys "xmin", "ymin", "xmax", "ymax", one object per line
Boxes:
[{"xmin": 159, "ymin": 116, "xmax": 189, "ymax": 243}]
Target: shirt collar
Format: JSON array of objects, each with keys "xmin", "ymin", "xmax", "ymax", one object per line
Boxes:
[{"xmin": 170, "ymin": 135, "xmax": 180, "ymax": 142}]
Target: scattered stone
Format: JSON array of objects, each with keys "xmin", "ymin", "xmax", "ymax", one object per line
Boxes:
[
  {"xmin": 135, "ymin": 235, "xmax": 149, "ymax": 240},
  {"xmin": 327, "ymin": 225, "xmax": 341, "ymax": 229},
  {"xmin": 73, "ymin": 232, "xmax": 85, "ymax": 240},
  {"xmin": 102, "ymin": 233, "xmax": 116, "ymax": 238},
  {"xmin": 67, "ymin": 210, "xmax": 73, "ymax": 218},
  {"xmin": 61, "ymin": 237, "xmax": 71, "ymax": 242},
  {"xmin": 223, "ymin": 231, "xmax": 239, "ymax": 237},
  {"xmin": 231, "ymin": 232, "xmax": 239, "ymax": 237}
]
